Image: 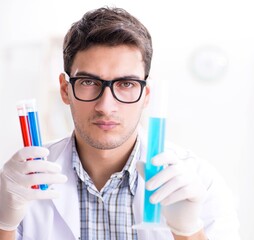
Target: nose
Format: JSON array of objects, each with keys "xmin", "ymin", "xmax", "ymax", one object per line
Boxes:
[{"xmin": 94, "ymin": 86, "xmax": 118, "ymax": 114}]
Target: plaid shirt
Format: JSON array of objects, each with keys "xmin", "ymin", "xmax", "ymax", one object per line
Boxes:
[{"xmin": 72, "ymin": 136, "xmax": 140, "ymax": 240}]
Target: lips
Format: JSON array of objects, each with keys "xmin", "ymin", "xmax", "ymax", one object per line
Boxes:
[{"xmin": 93, "ymin": 120, "xmax": 120, "ymax": 130}]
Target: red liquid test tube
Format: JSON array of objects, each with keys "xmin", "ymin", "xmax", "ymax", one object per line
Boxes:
[{"xmin": 17, "ymin": 101, "xmax": 39, "ymax": 189}]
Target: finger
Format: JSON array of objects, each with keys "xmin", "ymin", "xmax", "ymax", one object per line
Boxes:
[
  {"xmin": 12, "ymin": 147, "xmax": 49, "ymax": 162},
  {"xmin": 160, "ymin": 185, "xmax": 202, "ymax": 206},
  {"xmin": 26, "ymin": 188, "xmax": 62, "ymax": 200},
  {"xmin": 16, "ymin": 160, "xmax": 62, "ymax": 175},
  {"xmin": 7, "ymin": 187, "xmax": 62, "ymax": 204},
  {"xmin": 136, "ymin": 161, "xmax": 145, "ymax": 179},
  {"xmin": 149, "ymin": 175, "xmax": 188, "ymax": 204},
  {"xmin": 146, "ymin": 164, "xmax": 181, "ymax": 191},
  {"xmin": 152, "ymin": 150, "xmax": 179, "ymax": 166},
  {"xmin": 8, "ymin": 173, "xmax": 68, "ymax": 188},
  {"xmin": 16, "ymin": 173, "xmax": 68, "ymax": 188}
]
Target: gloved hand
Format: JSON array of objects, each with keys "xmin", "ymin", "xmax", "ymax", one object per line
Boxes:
[
  {"xmin": 0, "ymin": 147, "xmax": 68, "ymax": 231},
  {"xmin": 136, "ymin": 149, "xmax": 207, "ymax": 236}
]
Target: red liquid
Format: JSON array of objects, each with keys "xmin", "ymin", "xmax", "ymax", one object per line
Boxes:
[
  {"xmin": 18, "ymin": 115, "xmax": 39, "ymax": 189},
  {"xmin": 19, "ymin": 115, "xmax": 32, "ymax": 146}
]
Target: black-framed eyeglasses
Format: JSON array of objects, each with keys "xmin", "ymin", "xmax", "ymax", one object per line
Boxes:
[{"xmin": 65, "ymin": 73, "xmax": 147, "ymax": 104}]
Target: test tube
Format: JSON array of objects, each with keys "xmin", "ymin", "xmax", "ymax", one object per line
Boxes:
[
  {"xmin": 133, "ymin": 79, "xmax": 169, "ymax": 231},
  {"xmin": 144, "ymin": 116, "xmax": 166, "ymax": 223},
  {"xmin": 17, "ymin": 101, "xmax": 39, "ymax": 189},
  {"xmin": 25, "ymin": 99, "xmax": 48, "ymax": 190},
  {"xmin": 25, "ymin": 99, "xmax": 42, "ymax": 146}
]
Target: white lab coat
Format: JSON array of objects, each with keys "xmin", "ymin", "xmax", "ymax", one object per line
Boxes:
[{"xmin": 17, "ymin": 136, "xmax": 240, "ymax": 240}]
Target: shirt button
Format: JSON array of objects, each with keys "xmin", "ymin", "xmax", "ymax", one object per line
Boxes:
[{"xmin": 98, "ymin": 198, "xmax": 103, "ymax": 204}]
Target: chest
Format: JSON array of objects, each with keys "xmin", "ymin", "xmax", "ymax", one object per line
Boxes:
[{"xmin": 78, "ymin": 175, "xmax": 138, "ymax": 240}]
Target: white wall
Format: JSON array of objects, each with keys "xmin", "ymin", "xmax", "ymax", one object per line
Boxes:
[{"xmin": 0, "ymin": 0, "xmax": 253, "ymax": 239}]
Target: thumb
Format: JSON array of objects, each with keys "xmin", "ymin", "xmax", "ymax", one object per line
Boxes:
[{"xmin": 136, "ymin": 161, "xmax": 145, "ymax": 179}]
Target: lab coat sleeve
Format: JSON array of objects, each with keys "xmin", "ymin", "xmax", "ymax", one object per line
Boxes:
[
  {"xmin": 166, "ymin": 142, "xmax": 241, "ymax": 240},
  {"xmin": 198, "ymin": 159, "xmax": 241, "ymax": 240}
]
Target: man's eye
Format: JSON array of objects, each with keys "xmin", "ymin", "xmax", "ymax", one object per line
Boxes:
[
  {"xmin": 80, "ymin": 80, "xmax": 96, "ymax": 86},
  {"xmin": 119, "ymin": 81, "xmax": 135, "ymax": 88}
]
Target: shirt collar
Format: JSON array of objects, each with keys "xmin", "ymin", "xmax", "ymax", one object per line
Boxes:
[
  {"xmin": 71, "ymin": 133, "xmax": 140, "ymax": 195},
  {"xmin": 123, "ymin": 136, "xmax": 140, "ymax": 194}
]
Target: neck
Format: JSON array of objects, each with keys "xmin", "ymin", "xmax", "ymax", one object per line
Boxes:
[{"xmin": 75, "ymin": 132, "xmax": 137, "ymax": 191}]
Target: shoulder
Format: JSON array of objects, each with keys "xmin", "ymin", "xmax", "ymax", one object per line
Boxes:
[
  {"xmin": 44, "ymin": 137, "xmax": 71, "ymax": 150},
  {"xmin": 43, "ymin": 136, "xmax": 72, "ymax": 162}
]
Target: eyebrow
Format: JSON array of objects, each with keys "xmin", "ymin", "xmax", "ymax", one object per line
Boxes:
[{"xmin": 73, "ymin": 71, "xmax": 143, "ymax": 81}]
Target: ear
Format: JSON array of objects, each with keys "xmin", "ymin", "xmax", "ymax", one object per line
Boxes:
[
  {"xmin": 59, "ymin": 73, "xmax": 70, "ymax": 105},
  {"xmin": 143, "ymin": 84, "xmax": 150, "ymax": 108}
]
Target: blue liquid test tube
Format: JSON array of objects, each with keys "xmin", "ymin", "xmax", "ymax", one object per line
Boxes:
[
  {"xmin": 144, "ymin": 117, "xmax": 166, "ymax": 223},
  {"xmin": 133, "ymin": 80, "xmax": 169, "ymax": 231},
  {"xmin": 26, "ymin": 99, "xmax": 48, "ymax": 190}
]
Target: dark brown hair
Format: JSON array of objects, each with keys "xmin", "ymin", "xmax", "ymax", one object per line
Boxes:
[{"xmin": 63, "ymin": 7, "xmax": 153, "ymax": 77}]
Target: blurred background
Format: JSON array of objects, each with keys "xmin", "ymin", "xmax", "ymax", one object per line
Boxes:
[{"xmin": 0, "ymin": 0, "xmax": 253, "ymax": 239}]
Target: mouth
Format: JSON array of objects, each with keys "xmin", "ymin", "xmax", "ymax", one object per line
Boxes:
[{"xmin": 93, "ymin": 120, "xmax": 120, "ymax": 130}]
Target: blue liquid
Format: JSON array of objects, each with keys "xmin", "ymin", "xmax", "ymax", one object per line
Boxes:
[
  {"xmin": 28, "ymin": 111, "xmax": 48, "ymax": 190},
  {"xmin": 144, "ymin": 117, "xmax": 166, "ymax": 223},
  {"xmin": 28, "ymin": 111, "xmax": 42, "ymax": 146}
]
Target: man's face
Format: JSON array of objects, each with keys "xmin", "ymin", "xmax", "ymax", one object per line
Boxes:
[{"xmin": 60, "ymin": 45, "xmax": 150, "ymax": 150}]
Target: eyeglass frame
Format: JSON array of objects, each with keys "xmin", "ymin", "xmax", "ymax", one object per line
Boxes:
[{"xmin": 65, "ymin": 73, "xmax": 148, "ymax": 104}]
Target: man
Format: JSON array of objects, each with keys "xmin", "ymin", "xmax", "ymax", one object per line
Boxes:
[{"xmin": 0, "ymin": 7, "xmax": 240, "ymax": 240}]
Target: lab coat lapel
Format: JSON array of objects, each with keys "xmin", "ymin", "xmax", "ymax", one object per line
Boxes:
[
  {"xmin": 133, "ymin": 141, "xmax": 148, "ymax": 240},
  {"xmin": 50, "ymin": 138, "xmax": 80, "ymax": 239},
  {"xmin": 133, "ymin": 171, "xmax": 149, "ymax": 240}
]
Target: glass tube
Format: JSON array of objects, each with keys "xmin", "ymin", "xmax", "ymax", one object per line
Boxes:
[
  {"xmin": 25, "ymin": 99, "xmax": 48, "ymax": 190},
  {"xmin": 17, "ymin": 101, "xmax": 39, "ymax": 189}
]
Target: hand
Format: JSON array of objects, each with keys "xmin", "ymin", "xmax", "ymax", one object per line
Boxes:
[
  {"xmin": 137, "ymin": 149, "xmax": 206, "ymax": 236},
  {"xmin": 0, "ymin": 147, "xmax": 68, "ymax": 231}
]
